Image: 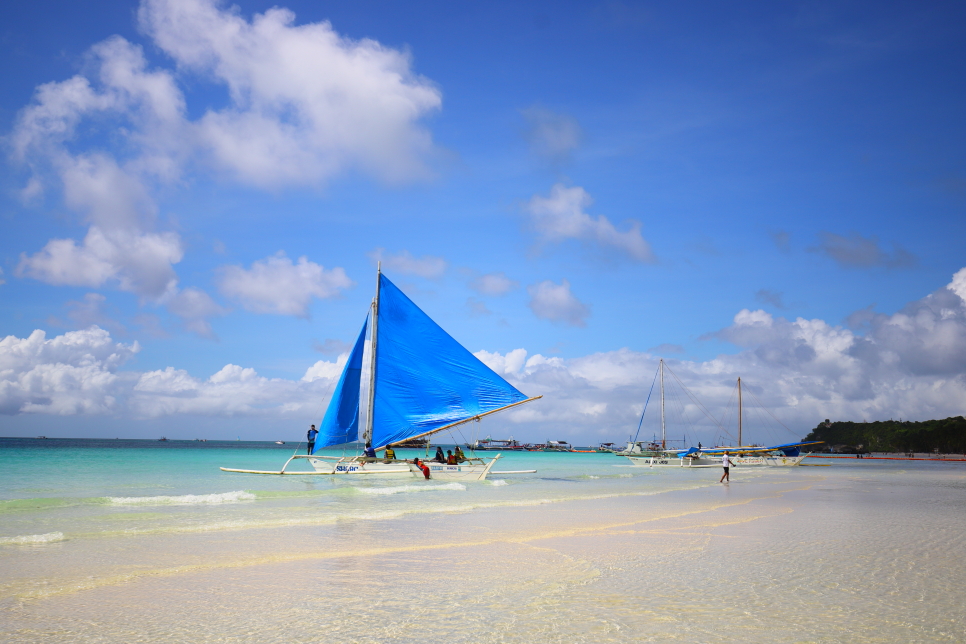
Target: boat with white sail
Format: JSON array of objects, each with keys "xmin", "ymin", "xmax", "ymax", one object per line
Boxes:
[{"xmin": 221, "ymin": 265, "xmax": 541, "ymax": 480}]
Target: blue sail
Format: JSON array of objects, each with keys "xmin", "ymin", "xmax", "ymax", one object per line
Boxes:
[
  {"xmin": 370, "ymin": 274, "xmax": 528, "ymax": 448},
  {"xmin": 313, "ymin": 316, "xmax": 368, "ymax": 451}
]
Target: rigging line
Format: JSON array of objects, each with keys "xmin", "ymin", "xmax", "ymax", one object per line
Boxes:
[
  {"xmin": 661, "ymin": 362, "xmax": 727, "ymax": 432},
  {"xmin": 632, "ymin": 364, "xmax": 660, "ymax": 444},
  {"xmin": 744, "ymin": 385, "xmax": 797, "ymax": 436}
]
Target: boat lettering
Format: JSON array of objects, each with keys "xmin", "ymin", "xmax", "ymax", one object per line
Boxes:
[{"xmin": 335, "ymin": 465, "xmax": 360, "ymax": 472}]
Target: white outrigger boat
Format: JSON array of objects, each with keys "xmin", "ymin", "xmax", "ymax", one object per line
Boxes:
[
  {"xmin": 221, "ymin": 265, "xmax": 541, "ymax": 480},
  {"xmin": 623, "ymin": 360, "xmax": 820, "ymax": 468}
]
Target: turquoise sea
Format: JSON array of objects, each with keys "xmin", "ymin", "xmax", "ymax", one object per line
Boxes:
[{"xmin": 2, "ymin": 437, "xmax": 965, "ymax": 643}]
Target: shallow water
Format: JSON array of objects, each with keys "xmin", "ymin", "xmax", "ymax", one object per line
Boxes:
[{"xmin": 2, "ymin": 438, "xmax": 964, "ymax": 643}]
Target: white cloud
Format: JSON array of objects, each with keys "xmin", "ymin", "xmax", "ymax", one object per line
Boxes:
[
  {"xmin": 521, "ymin": 106, "xmax": 581, "ymax": 162},
  {"xmin": 0, "ymin": 327, "xmax": 139, "ymax": 415},
  {"xmin": 4, "ymin": 269, "xmax": 966, "ymax": 444},
  {"xmin": 17, "ymin": 226, "xmax": 183, "ymax": 299},
  {"xmin": 217, "ymin": 252, "xmax": 353, "ymax": 317},
  {"xmin": 369, "ymin": 248, "xmax": 447, "ymax": 279},
  {"xmin": 164, "ymin": 287, "xmax": 228, "ymax": 338},
  {"xmin": 527, "ymin": 279, "xmax": 590, "ymax": 327},
  {"xmin": 469, "ymin": 271, "xmax": 518, "ymax": 296},
  {"xmin": 11, "ymin": 0, "xmax": 440, "ymax": 315},
  {"xmin": 525, "ymin": 184, "xmax": 656, "ymax": 262},
  {"xmin": 138, "ymin": 0, "xmax": 441, "ymax": 187}
]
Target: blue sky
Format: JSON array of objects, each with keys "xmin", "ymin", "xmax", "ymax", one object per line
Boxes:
[{"xmin": 2, "ymin": 0, "xmax": 965, "ymax": 444}]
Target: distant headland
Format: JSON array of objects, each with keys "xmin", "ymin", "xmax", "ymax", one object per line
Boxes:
[{"xmin": 804, "ymin": 416, "xmax": 966, "ymax": 455}]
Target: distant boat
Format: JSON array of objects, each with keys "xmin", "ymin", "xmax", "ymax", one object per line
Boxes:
[
  {"xmin": 221, "ymin": 265, "xmax": 541, "ymax": 479},
  {"xmin": 470, "ymin": 435, "xmax": 529, "ymax": 451},
  {"xmin": 275, "ymin": 441, "xmax": 285, "ymax": 445},
  {"xmin": 623, "ymin": 360, "xmax": 821, "ymax": 468},
  {"xmin": 37, "ymin": 436, "xmax": 47, "ymax": 440},
  {"xmin": 158, "ymin": 437, "xmax": 168, "ymax": 442}
]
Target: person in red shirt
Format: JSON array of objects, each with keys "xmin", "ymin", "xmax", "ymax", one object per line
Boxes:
[{"xmin": 413, "ymin": 457, "xmax": 431, "ymax": 479}]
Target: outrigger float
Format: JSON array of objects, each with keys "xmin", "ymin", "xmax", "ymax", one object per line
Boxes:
[{"xmin": 221, "ymin": 265, "xmax": 541, "ymax": 481}]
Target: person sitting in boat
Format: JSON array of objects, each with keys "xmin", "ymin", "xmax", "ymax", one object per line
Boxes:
[
  {"xmin": 363, "ymin": 442, "xmax": 376, "ymax": 459},
  {"xmin": 454, "ymin": 445, "xmax": 466, "ymax": 462},
  {"xmin": 306, "ymin": 425, "xmax": 318, "ymax": 455},
  {"xmin": 434, "ymin": 446, "xmax": 445, "ymax": 462},
  {"xmin": 446, "ymin": 449, "xmax": 457, "ymax": 465},
  {"xmin": 383, "ymin": 444, "xmax": 397, "ymax": 462},
  {"xmin": 413, "ymin": 457, "xmax": 431, "ymax": 479}
]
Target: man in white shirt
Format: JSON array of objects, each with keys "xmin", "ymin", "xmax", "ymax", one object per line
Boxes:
[{"xmin": 720, "ymin": 451, "xmax": 732, "ymax": 483}]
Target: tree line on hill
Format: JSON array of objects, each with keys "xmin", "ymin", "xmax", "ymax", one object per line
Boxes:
[{"xmin": 803, "ymin": 417, "xmax": 966, "ymax": 454}]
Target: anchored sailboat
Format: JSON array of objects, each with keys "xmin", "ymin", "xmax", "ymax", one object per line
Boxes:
[
  {"xmin": 623, "ymin": 360, "xmax": 820, "ymax": 468},
  {"xmin": 221, "ymin": 265, "xmax": 541, "ymax": 480}
]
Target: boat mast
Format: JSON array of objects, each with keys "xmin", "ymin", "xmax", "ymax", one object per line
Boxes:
[
  {"xmin": 660, "ymin": 358, "xmax": 666, "ymax": 450},
  {"xmin": 737, "ymin": 376, "xmax": 742, "ymax": 447},
  {"xmin": 364, "ymin": 262, "xmax": 381, "ymax": 446}
]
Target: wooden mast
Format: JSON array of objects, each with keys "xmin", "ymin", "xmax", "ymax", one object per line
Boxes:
[
  {"xmin": 737, "ymin": 376, "xmax": 742, "ymax": 447},
  {"xmin": 660, "ymin": 358, "xmax": 666, "ymax": 450}
]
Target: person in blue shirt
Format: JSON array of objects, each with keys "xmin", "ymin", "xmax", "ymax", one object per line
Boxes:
[
  {"xmin": 363, "ymin": 442, "xmax": 376, "ymax": 458},
  {"xmin": 306, "ymin": 425, "xmax": 318, "ymax": 455}
]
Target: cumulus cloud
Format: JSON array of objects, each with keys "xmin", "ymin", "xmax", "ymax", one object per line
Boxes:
[
  {"xmin": 527, "ymin": 279, "xmax": 590, "ymax": 327},
  {"xmin": 469, "ymin": 271, "xmax": 518, "ymax": 296},
  {"xmin": 521, "ymin": 106, "xmax": 582, "ymax": 163},
  {"xmin": 810, "ymin": 231, "xmax": 917, "ymax": 269},
  {"xmin": 369, "ymin": 248, "xmax": 447, "ymax": 279},
  {"xmin": 164, "ymin": 287, "xmax": 228, "ymax": 337},
  {"xmin": 4, "ymin": 269, "xmax": 966, "ymax": 446},
  {"xmin": 0, "ymin": 327, "xmax": 139, "ymax": 415},
  {"xmin": 138, "ymin": 0, "xmax": 441, "ymax": 186},
  {"xmin": 17, "ymin": 227, "xmax": 183, "ymax": 299},
  {"xmin": 525, "ymin": 184, "xmax": 656, "ymax": 262},
  {"xmin": 10, "ymin": 0, "xmax": 441, "ymax": 322},
  {"xmin": 217, "ymin": 252, "xmax": 352, "ymax": 317}
]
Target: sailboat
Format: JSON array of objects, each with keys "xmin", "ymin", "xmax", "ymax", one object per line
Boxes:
[
  {"xmin": 623, "ymin": 360, "xmax": 820, "ymax": 468},
  {"xmin": 221, "ymin": 265, "xmax": 542, "ymax": 480}
]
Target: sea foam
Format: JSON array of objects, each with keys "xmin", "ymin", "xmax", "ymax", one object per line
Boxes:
[
  {"xmin": 0, "ymin": 531, "xmax": 66, "ymax": 546},
  {"xmin": 108, "ymin": 491, "xmax": 256, "ymax": 505},
  {"xmin": 355, "ymin": 483, "xmax": 466, "ymax": 495}
]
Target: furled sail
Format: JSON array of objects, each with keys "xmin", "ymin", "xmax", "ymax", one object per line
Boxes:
[
  {"xmin": 370, "ymin": 275, "xmax": 528, "ymax": 448},
  {"xmin": 313, "ymin": 316, "xmax": 369, "ymax": 451}
]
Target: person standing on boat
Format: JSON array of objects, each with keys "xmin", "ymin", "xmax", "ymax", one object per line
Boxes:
[
  {"xmin": 720, "ymin": 451, "xmax": 732, "ymax": 483},
  {"xmin": 306, "ymin": 425, "xmax": 318, "ymax": 455}
]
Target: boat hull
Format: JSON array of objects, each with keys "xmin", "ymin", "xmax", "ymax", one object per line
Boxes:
[
  {"xmin": 409, "ymin": 455, "xmax": 501, "ymax": 481},
  {"xmin": 624, "ymin": 453, "xmax": 809, "ymax": 468},
  {"xmin": 308, "ymin": 456, "xmax": 411, "ymax": 475}
]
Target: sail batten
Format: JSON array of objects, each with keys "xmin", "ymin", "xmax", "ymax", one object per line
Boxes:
[{"xmin": 370, "ymin": 275, "xmax": 530, "ymax": 448}]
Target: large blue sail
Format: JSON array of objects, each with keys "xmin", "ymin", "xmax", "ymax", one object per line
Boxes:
[
  {"xmin": 370, "ymin": 275, "xmax": 528, "ymax": 448},
  {"xmin": 313, "ymin": 316, "xmax": 368, "ymax": 451}
]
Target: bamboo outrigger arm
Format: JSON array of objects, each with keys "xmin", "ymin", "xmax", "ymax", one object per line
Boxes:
[{"xmin": 373, "ymin": 395, "xmax": 543, "ymax": 451}]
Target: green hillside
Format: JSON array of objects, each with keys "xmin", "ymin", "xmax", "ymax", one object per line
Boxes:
[{"xmin": 804, "ymin": 417, "xmax": 966, "ymax": 454}]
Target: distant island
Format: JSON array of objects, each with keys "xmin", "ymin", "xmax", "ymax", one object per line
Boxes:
[{"xmin": 804, "ymin": 417, "xmax": 966, "ymax": 454}]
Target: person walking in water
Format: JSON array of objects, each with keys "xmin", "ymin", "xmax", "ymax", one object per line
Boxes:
[
  {"xmin": 720, "ymin": 451, "xmax": 732, "ymax": 483},
  {"xmin": 306, "ymin": 425, "xmax": 318, "ymax": 455}
]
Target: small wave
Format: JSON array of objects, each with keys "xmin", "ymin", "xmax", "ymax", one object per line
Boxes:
[
  {"xmin": 355, "ymin": 483, "xmax": 466, "ymax": 495},
  {"xmin": 488, "ymin": 479, "xmax": 509, "ymax": 486},
  {"xmin": 108, "ymin": 491, "xmax": 256, "ymax": 505},
  {"xmin": 0, "ymin": 532, "xmax": 66, "ymax": 546}
]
